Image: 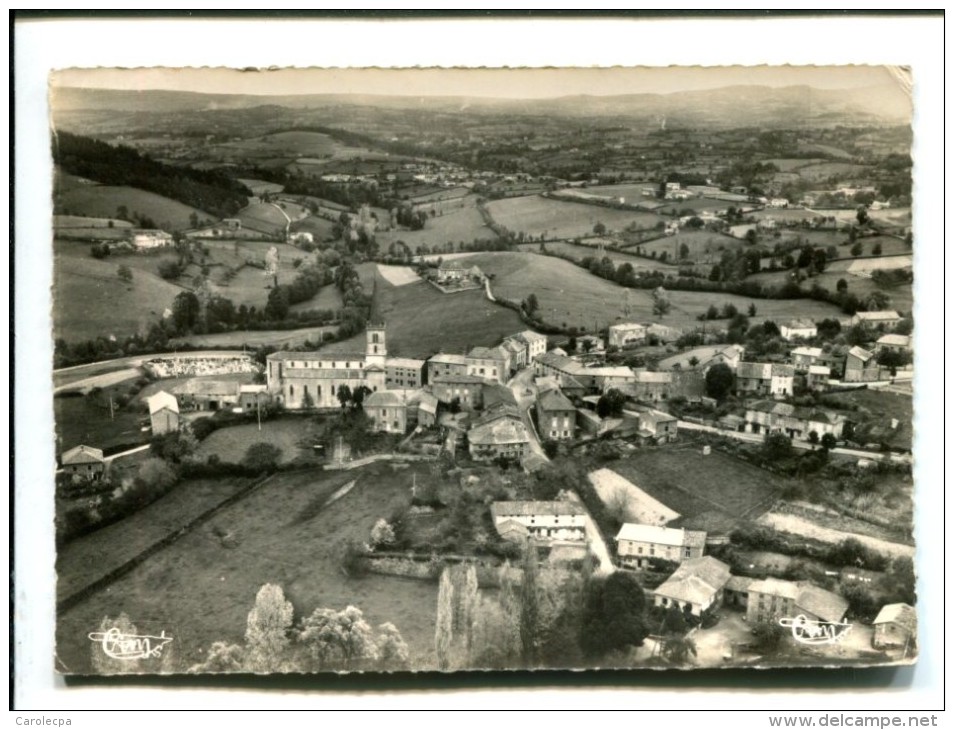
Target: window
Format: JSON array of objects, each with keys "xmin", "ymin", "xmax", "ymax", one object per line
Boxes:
[
  {"xmin": 331, "ymin": 385, "xmax": 335, "ymax": 395},
  {"xmin": 290, "ymin": 385, "xmax": 295, "ymax": 397},
  {"xmin": 684, "ymin": 547, "xmax": 691, "ymax": 558}
]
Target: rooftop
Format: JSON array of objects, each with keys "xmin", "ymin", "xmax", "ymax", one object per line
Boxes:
[
  {"xmin": 872, "ymin": 603, "xmax": 917, "ymax": 633},
  {"xmin": 469, "ymin": 414, "xmax": 530, "ymax": 446},
  {"xmin": 490, "ymin": 500, "xmax": 587, "ymax": 518},
  {"xmin": 537, "ymin": 388, "xmax": 576, "ymax": 412},
  {"xmin": 796, "ymin": 583, "xmax": 849, "ymax": 623},
  {"xmin": 61, "ymin": 444, "xmax": 105, "ymax": 465},
  {"xmin": 147, "ymin": 390, "xmax": 179, "ymax": 415},
  {"xmin": 616, "ymin": 523, "xmax": 706, "ymax": 549}
]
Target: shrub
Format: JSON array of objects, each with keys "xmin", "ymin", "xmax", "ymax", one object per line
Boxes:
[{"xmin": 242, "ymin": 442, "xmax": 282, "ymax": 473}]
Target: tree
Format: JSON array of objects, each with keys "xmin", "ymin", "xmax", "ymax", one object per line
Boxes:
[
  {"xmin": 172, "ymin": 291, "xmax": 200, "ymax": 332},
  {"xmin": 808, "ymin": 430, "xmax": 819, "ymax": 449},
  {"xmin": 850, "ymin": 242, "xmax": 863, "ymax": 257},
  {"xmin": 751, "ymin": 621, "xmax": 785, "ymax": 652},
  {"xmin": 856, "ymin": 206, "xmax": 869, "ymax": 226},
  {"xmin": 596, "ymin": 388, "xmax": 626, "ymax": 418},
  {"xmin": 706, "ymin": 304, "xmax": 719, "ymax": 320},
  {"xmin": 652, "ymin": 296, "xmax": 671, "ymax": 318},
  {"xmin": 158, "ymin": 259, "xmax": 183, "ymax": 280},
  {"xmin": 820, "ymin": 433, "xmax": 838, "ymax": 452},
  {"xmin": 244, "ymin": 584, "xmax": 295, "ymax": 672},
  {"xmin": 705, "ymin": 363, "xmax": 734, "ymax": 401},
  {"xmin": 298, "ymin": 605, "xmax": 381, "ymax": 671},
  {"xmin": 337, "ymin": 384, "xmax": 353, "ymax": 409},
  {"xmin": 300, "ymin": 390, "xmax": 315, "ymax": 411},
  {"xmin": 523, "ymin": 293, "xmax": 539, "ymax": 318},
  {"xmin": 188, "ymin": 642, "xmax": 245, "ymax": 673},
  {"xmin": 661, "ymin": 635, "xmax": 697, "ymax": 665},
  {"xmin": 876, "ymin": 348, "xmax": 912, "ymax": 375},
  {"xmin": 679, "ymin": 243, "xmax": 690, "ymax": 260},
  {"xmin": 872, "ymin": 242, "xmax": 883, "ymax": 255},
  {"xmin": 265, "ymin": 285, "xmax": 290, "ymax": 320},
  {"xmin": 593, "ymin": 222, "xmax": 607, "ymax": 236},
  {"xmin": 748, "ymin": 302, "xmax": 757, "ymax": 317},
  {"xmin": 242, "ymin": 442, "xmax": 282, "ymax": 473},
  {"xmin": 836, "ymin": 278, "xmax": 849, "ymax": 293},
  {"xmin": 762, "ymin": 431, "xmax": 793, "ymax": 461},
  {"xmin": 369, "ymin": 518, "xmax": 396, "ymax": 550},
  {"xmin": 435, "ymin": 564, "xmax": 479, "ymax": 670},
  {"xmin": 117, "ymin": 264, "xmax": 133, "ymax": 284},
  {"xmin": 581, "ymin": 571, "xmax": 649, "ymax": 659}
]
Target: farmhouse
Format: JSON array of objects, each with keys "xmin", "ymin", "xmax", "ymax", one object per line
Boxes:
[
  {"xmin": 844, "ymin": 346, "xmax": 882, "ymax": 383},
  {"xmin": 536, "ymin": 388, "xmax": 577, "ymax": 441},
  {"xmin": 626, "ymin": 371, "xmax": 672, "ymax": 403},
  {"xmin": 616, "ymin": 524, "xmax": 706, "ymax": 569},
  {"xmin": 267, "ymin": 324, "xmax": 423, "ymax": 409},
  {"xmin": 501, "ymin": 338, "xmax": 528, "ymax": 372},
  {"xmin": 791, "ymin": 347, "xmax": 823, "ymax": 369},
  {"xmin": 466, "ymin": 346, "xmax": 509, "ymax": 384},
  {"xmin": 148, "ymin": 390, "xmax": 180, "ymax": 435},
  {"xmin": 414, "ymin": 391, "xmax": 439, "ymax": 427},
  {"xmin": 806, "ymin": 365, "xmax": 831, "ymax": 391},
  {"xmin": 427, "ymin": 353, "xmax": 468, "ymax": 380},
  {"xmin": 876, "ymin": 334, "xmax": 912, "ymax": 353},
  {"xmin": 171, "ymin": 379, "xmax": 240, "ymax": 411},
  {"xmin": 656, "ymin": 344, "xmax": 745, "ymax": 373},
  {"xmin": 793, "ymin": 583, "xmax": 849, "ymax": 624},
  {"xmin": 653, "ymin": 556, "xmax": 731, "ymax": 617},
  {"xmin": 385, "ymin": 357, "xmax": 426, "ymax": 390},
  {"xmin": 363, "ymin": 390, "xmax": 408, "ymax": 434},
  {"xmin": 735, "ymin": 362, "xmax": 795, "ymax": 398},
  {"xmin": 60, "ymin": 444, "xmax": 106, "ymax": 481},
  {"xmin": 646, "ymin": 323, "xmax": 683, "ymax": 344},
  {"xmin": 852, "ymin": 310, "xmax": 903, "ymax": 331},
  {"xmin": 608, "ymin": 322, "xmax": 648, "ymax": 349},
  {"xmin": 431, "ymin": 374, "xmax": 485, "ymax": 409},
  {"xmin": 512, "ymin": 330, "xmax": 549, "ymax": 362},
  {"xmin": 489, "ymin": 501, "xmax": 587, "ymax": 542},
  {"xmin": 744, "ymin": 400, "xmax": 846, "ymax": 439},
  {"xmin": 130, "ymin": 229, "xmax": 174, "ymax": 250},
  {"xmin": 238, "ymin": 384, "xmax": 269, "ymax": 411},
  {"xmin": 468, "ymin": 412, "xmax": 531, "ymax": 462},
  {"xmin": 637, "ymin": 410, "xmax": 678, "ymax": 443},
  {"xmin": 780, "ymin": 319, "xmax": 818, "ymax": 341},
  {"xmin": 745, "ymin": 577, "xmax": 800, "ymax": 624},
  {"xmin": 495, "ymin": 518, "xmax": 530, "ymax": 543},
  {"xmin": 576, "ymin": 334, "xmax": 605, "ymax": 353},
  {"xmin": 872, "ymin": 603, "xmax": 917, "ymax": 651},
  {"xmin": 437, "ymin": 260, "xmax": 479, "ymax": 283}
]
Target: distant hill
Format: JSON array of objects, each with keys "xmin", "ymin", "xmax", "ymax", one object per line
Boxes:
[{"xmin": 51, "ymin": 83, "xmax": 911, "ymax": 128}]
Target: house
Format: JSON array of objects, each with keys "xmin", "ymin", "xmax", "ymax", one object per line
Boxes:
[
  {"xmin": 221, "ymin": 218, "xmax": 242, "ymax": 230},
  {"xmin": 437, "ymin": 261, "xmax": 470, "ymax": 282},
  {"xmin": 427, "ymin": 353, "xmax": 469, "ymax": 380},
  {"xmin": 806, "ymin": 365, "xmax": 831, "ymax": 391},
  {"xmin": 130, "ymin": 229, "xmax": 173, "ymax": 250},
  {"xmin": 148, "ymin": 391, "xmax": 180, "ymax": 435},
  {"xmin": 501, "ymin": 337, "xmax": 527, "ymax": 372},
  {"xmin": 414, "ymin": 391, "xmax": 439, "ymax": 428},
  {"xmin": 171, "ymin": 379, "xmax": 240, "ymax": 411},
  {"xmin": 745, "ymin": 577, "xmax": 801, "ymax": 624},
  {"xmin": 646, "ymin": 323, "xmax": 683, "ymax": 344},
  {"xmin": 238, "ymin": 384, "xmax": 269, "ymax": 411},
  {"xmin": 576, "ymin": 334, "xmax": 605, "ymax": 353},
  {"xmin": 626, "ymin": 371, "xmax": 672, "ymax": 403},
  {"xmin": 780, "ymin": 320, "xmax": 818, "ymax": 341},
  {"xmin": 513, "ymin": 330, "xmax": 549, "ymax": 362},
  {"xmin": 608, "ymin": 322, "xmax": 648, "ymax": 349},
  {"xmin": 653, "ymin": 556, "xmax": 731, "ymax": 617},
  {"xmin": 431, "ymin": 374, "xmax": 484, "ymax": 409},
  {"xmin": 385, "ymin": 357, "xmax": 426, "ymax": 390},
  {"xmin": 466, "ymin": 346, "xmax": 508, "ymax": 384},
  {"xmin": 536, "ymin": 388, "xmax": 577, "ymax": 441},
  {"xmin": 872, "ymin": 603, "xmax": 917, "ymax": 650},
  {"xmin": 876, "ymin": 334, "xmax": 912, "ymax": 353},
  {"xmin": 482, "ymin": 384, "xmax": 518, "ymax": 414},
  {"xmin": 767, "ymin": 198, "xmax": 789, "ymax": 208},
  {"xmin": 495, "ymin": 518, "xmax": 530, "ymax": 543},
  {"xmin": 289, "ymin": 231, "xmax": 314, "ymax": 245},
  {"xmin": 656, "ymin": 344, "xmax": 744, "ymax": 373},
  {"xmin": 265, "ymin": 324, "xmax": 392, "ymax": 409},
  {"xmin": 468, "ymin": 412, "xmax": 530, "ymax": 462},
  {"xmin": 637, "ymin": 410, "xmax": 678, "ymax": 443},
  {"xmin": 744, "ymin": 400, "xmax": 846, "ymax": 439},
  {"xmin": 60, "ymin": 444, "xmax": 106, "ymax": 481},
  {"xmin": 791, "ymin": 347, "xmax": 823, "ymax": 369},
  {"xmin": 795, "ymin": 583, "xmax": 849, "ymax": 624},
  {"xmin": 363, "ymin": 390, "xmax": 407, "ymax": 434},
  {"xmin": 616, "ymin": 524, "xmax": 706, "ymax": 569},
  {"xmin": 723, "ymin": 575, "xmax": 756, "ymax": 610},
  {"xmin": 489, "ymin": 501, "xmax": 587, "ymax": 541},
  {"xmin": 844, "ymin": 346, "xmax": 882, "ymax": 383},
  {"xmin": 852, "ymin": 311, "xmax": 903, "ymax": 331},
  {"xmin": 736, "ymin": 362, "xmax": 795, "ymax": 398}
]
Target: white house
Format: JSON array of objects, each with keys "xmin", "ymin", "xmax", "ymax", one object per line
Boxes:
[
  {"xmin": 608, "ymin": 322, "xmax": 648, "ymax": 349},
  {"xmin": 780, "ymin": 319, "xmax": 818, "ymax": 341},
  {"xmin": 147, "ymin": 390, "xmax": 180, "ymax": 435},
  {"xmin": 616, "ymin": 524, "xmax": 706, "ymax": 568},
  {"xmin": 131, "ymin": 229, "xmax": 174, "ymax": 250},
  {"xmin": 489, "ymin": 501, "xmax": 587, "ymax": 542}
]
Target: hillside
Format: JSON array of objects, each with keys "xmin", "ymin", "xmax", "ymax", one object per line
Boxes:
[{"xmin": 55, "ymin": 184, "xmax": 213, "ymax": 231}]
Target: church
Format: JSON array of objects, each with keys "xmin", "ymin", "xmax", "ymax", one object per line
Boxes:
[{"xmin": 266, "ymin": 323, "xmax": 392, "ymax": 409}]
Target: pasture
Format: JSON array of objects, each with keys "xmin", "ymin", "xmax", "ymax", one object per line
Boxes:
[
  {"xmin": 813, "ymin": 207, "xmax": 912, "ymax": 229},
  {"xmin": 486, "ymin": 195, "xmax": 663, "ymax": 240},
  {"xmin": 215, "ymin": 131, "xmax": 377, "ymax": 162},
  {"xmin": 516, "ymin": 241, "xmax": 679, "ymax": 272},
  {"xmin": 764, "ymin": 158, "xmax": 826, "ymax": 171},
  {"xmin": 609, "ymin": 447, "xmax": 791, "ymax": 532},
  {"xmin": 375, "ymin": 202, "xmax": 493, "ymax": 251},
  {"xmin": 376, "ymin": 264, "xmax": 421, "ymax": 287},
  {"xmin": 55, "ymin": 464, "xmax": 442, "ymax": 672},
  {"xmin": 171, "ymin": 325, "xmax": 339, "ymax": 349},
  {"xmin": 237, "ymin": 178, "xmax": 285, "ymax": 196},
  {"xmin": 795, "ymin": 162, "xmax": 870, "ymax": 182},
  {"xmin": 194, "ymin": 418, "xmax": 322, "ymax": 466},
  {"xmin": 55, "ymin": 185, "xmax": 213, "ymax": 231},
  {"xmin": 634, "ymin": 231, "xmax": 743, "ymax": 264},
  {"xmin": 746, "ymin": 268, "xmax": 913, "ymax": 316},
  {"xmin": 54, "ymin": 392, "xmax": 147, "ymax": 453},
  {"xmin": 55, "ymin": 215, "xmax": 132, "ymax": 229},
  {"xmin": 234, "ymin": 202, "xmax": 293, "ymax": 234},
  {"xmin": 53, "ymin": 254, "xmax": 185, "ymax": 342}
]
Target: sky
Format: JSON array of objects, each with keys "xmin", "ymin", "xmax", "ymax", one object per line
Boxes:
[{"xmin": 51, "ymin": 65, "xmax": 906, "ymax": 99}]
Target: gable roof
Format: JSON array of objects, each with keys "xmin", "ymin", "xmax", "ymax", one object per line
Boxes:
[
  {"xmin": 654, "ymin": 556, "xmax": 731, "ymax": 606},
  {"xmin": 490, "ymin": 500, "xmax": 587, "ymax": 519},
  {"xmin": 61, "ymin": 444, "xmax": 105, "ymax": 465},
  {"xmin": 783, "ymin": 319, "xmax": 817, "ymax": 330},
  {"xmin": 364, "ymin": 390, "xmax": 406, "ymax": 408},
  {"xmin": 872, "ymin": 603, "xmax": 917, "ymax": 633},
  {"xmin": 428, "ymin": 353, "xmax": 468, "ymax": 366},
  {"xmin": 847, "ymin": 346, "xmax": 874, "ymax": 362},
  {"xmin": 877, "ymin": 334, "xmax": 911, "ymax": 347},
  {"xmin": 616, "ymin": 523, "xmax": 706, "ymax": 549},
  {"xmin": 148, "ymin": 390, "xmax": 179, "ymax": 415},
  {"xmin": 748, "ymin": 577, "xmax": 800, "ymax": 600},
  {"xmin": 514, "ymin": 330, "xmax": 548, "ymax": 345},
  {"xmin": 537, "ymin": 388, "xmax": 575, "ymax": 412},
  {"xmin": 468, "ymin": 414, "xmax": 530, "ymax": 446},
  {"xmin": 432, "ymin": 373, "xmax": 485, "ymax": 385},
  {"xmin": 855, "ymin": 310, "xmax": 901, "ymax": 322},
  {"xmin": 267, "ymin": 350, "xmax": 366, "ymax": 362},
  {"xmin": 796, "ymin": 583, "xmax": 849, "ymax": 623},
  {"xmin": 171, "ymin": 379, "xmax": 239, "ymax": 396},
  {"xmin": 791, "ymin": 347, "xmax": 823, "ymax": 358}
]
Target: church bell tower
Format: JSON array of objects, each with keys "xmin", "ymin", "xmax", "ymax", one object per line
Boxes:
[{"xmin": 366, "ymin": 322, "xmax": 387, "ymax": 368}]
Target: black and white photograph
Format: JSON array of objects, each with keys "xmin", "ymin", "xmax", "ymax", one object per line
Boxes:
[
  {"xmin": 12, "ymin": 11, "xmax": 945, "ymax": 716},
  {"xmin": 46, "ymin": 63, "xmax": 920, "ymax": 676}
]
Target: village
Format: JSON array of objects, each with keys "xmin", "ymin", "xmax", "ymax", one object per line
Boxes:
[{"xmin": 47, "ymin": 73, "xmax": 917, "ymax": 675}]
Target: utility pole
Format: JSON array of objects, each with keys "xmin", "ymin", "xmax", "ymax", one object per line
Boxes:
[{"xmin": 257, "ymin": 394, "xmax": 262, "ymax": 432}]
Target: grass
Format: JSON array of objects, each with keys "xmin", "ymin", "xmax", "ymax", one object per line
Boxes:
[
  {"xmin": 53, "ymin": 254, "xmax": 186, "ymax": 342},
  {"xmin": 55, "ymin": 184, "xmax": 213, "ymax": 231},
  {"xmin": 635, "ymin": 231, "xmax": 743, "ymax": 264},
  {"xmin": 55, "ymin": 477, "xmax": 251, "ymax": 603},
  {"xmin": 609, "ymin": 446, "xmax": 792, "ymax": 530},
  {"xmin": 55, "ymin": 215, "xmax": 133, "ymax": 229},
  {"xmin": 375, "ymin": 201, "xmax": 493, "ymax": 251},
  {"xmin": 194, "ymin": 418, "xmax": 322, "ymax": 466},
  {"xmin": 486, "ymin": 195, "xmax": 663, "ymax": 239},
  {"xmin": 796, "ymin": 162, "xmax": 870, "ymax": 182},
  {"xmin": 747, "ymin": 267, "xmax": 914, "ymax": 315},
  {"xmin": 764, "ymin": 158, "xmax": 826, "ymax": 171},
  {"xmin": 516, "ymin": 241, "xmax": 679, "ymax": 271},
  {"xmin": 234, "ymin": 202, "xmax": 291, "ymax": 234},
  {"xmin": 54, "ymin": 393, "xmax": 148, "ymax": 453},
  {"xmin": 171, "ymin": 325, "xmax": 339, "ymax": 349},
  {"xmin": 237, "ymin": 178, "xmax": 285, "ymax": 196},
  {"xmin": 55, "ymin": 464, "xmax": 442, "ymax": 673}
]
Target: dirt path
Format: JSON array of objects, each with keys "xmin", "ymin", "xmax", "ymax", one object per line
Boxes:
[{"xmin": 756, "ymin": 512, "xmax": 915, "ymax": 560}]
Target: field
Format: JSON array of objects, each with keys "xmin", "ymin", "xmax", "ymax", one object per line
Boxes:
[
  {"xmin": 237, "ymin": 178, "xmax": 285, "ymax": 196},
  {"xmin": 608, "ymin": 447, "xmax": 793, "ymax": 532},
  {"xmin": 194, "ymin": 418, "xmax": 322, "ymax": 466},
  {"xmin": 486, "ymin": 195, "xmax": 663, "ymax": 239},
  {"xmin": 654, "ymin": 197, "xmax": 734, "ymax": 216},
  {"xmin": 465, "ymin": 252, "xmax": 844, "ymax": 332},
  {"xmin": 214, "ymin": 131, "xmax": 379, "ymax": 163},
  {"xmin": 55, "ymin": 185, "xmax": 213, "ymax": 231},
  {"xmin": 746, "ymin": 268, "xmax": 914, "ymax": 315},
  {"xmin": 576, "ymin": 183, "xmax": 659, "ymax": 203},
  {"xmin": 516, "ymin": 241, "xmax": 679, "ymax": 271},
  {"xmin": 53, "ymin": 254, "xmax": 185, "ymax": 342},
  {"xmin": 56, "ymin": 464, "xmax": 442, "ymax": 673},
  {"xmin": 328, "ymin": 271, "xmax": 523, "ymax": 358},
  {"xmin": 750, "ymin": 208, "xmax": 829, "ymax": 224},
  {"xmin": 635, "ymin": 231, "xmax": 743, "ymax": 264},
  {"xmin": 375, "ymin": 202, "xmax": 493, "ymax": 251},
  {"xmin": 56, "ymin": 478, "xmax": 250, "ymax": 603},
  {"xmin": 812, "ymin": 207, "xmax": 912, "ymax": 229},
  {"xmin": 171, "ymin": 325, "xmax": 339, "ymax": 349},
  {"xmin": 795, "ymin": 162, "xmax": 870, "ymax": 182},
  {"xmin": 764, "ymin": 158, "xmax": 826, "ymax": 172},
  {"xmin": 54, "ymin": 392, "xmax": 147, "ymax": 453},
  {"xmin": 376, "ymin": 264, "xmax": 421, "ymax": 287},
  {"xmin": 54, "ymin": 215, "xmax": 132, "ymax": 229},
  {"xmin": 234, "ymin": 202, "xmax": 293, "ymax": 234},
  {"xmin": 405, "ymin": 186, "xmax": 472, "ymax": 204}
]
